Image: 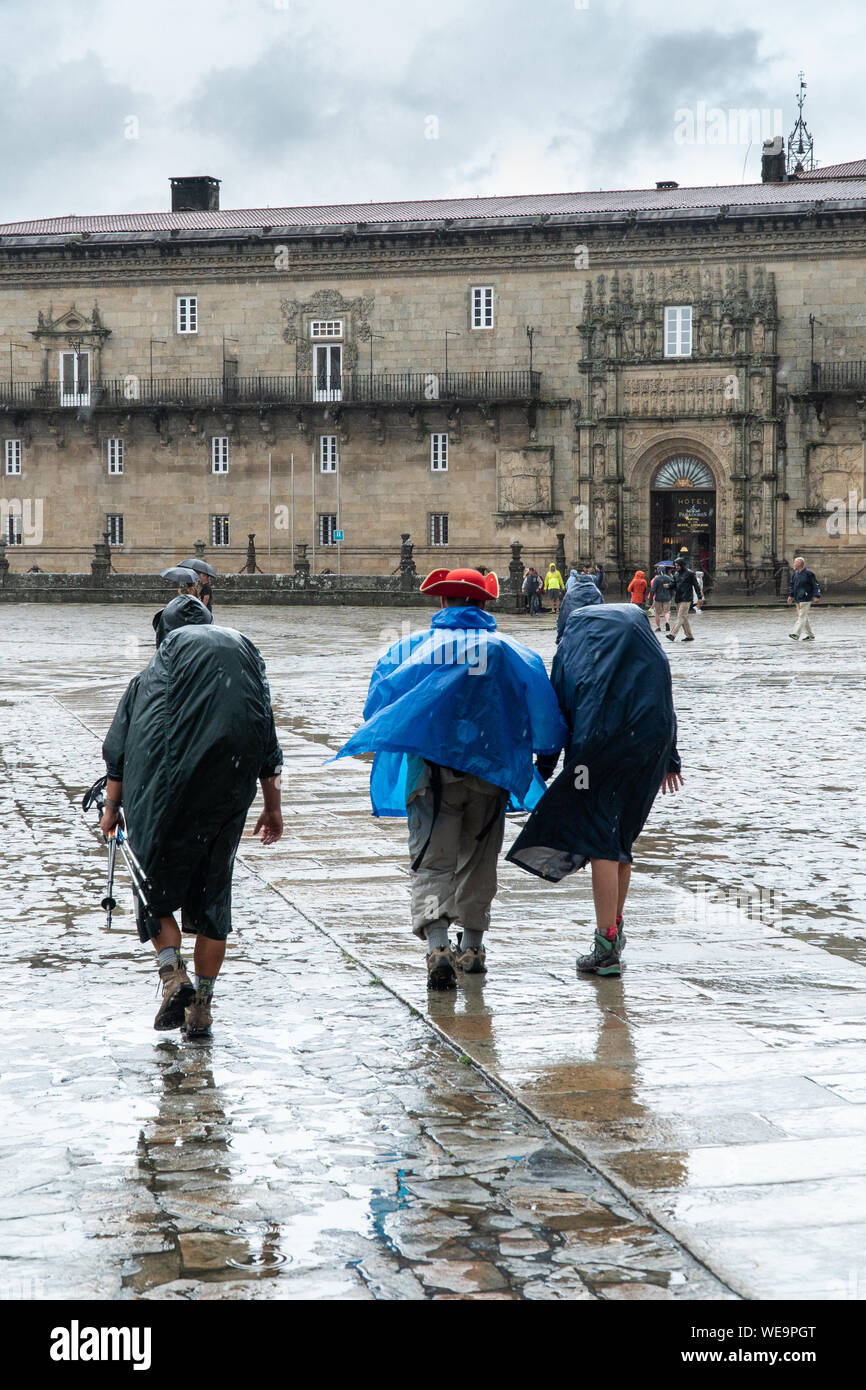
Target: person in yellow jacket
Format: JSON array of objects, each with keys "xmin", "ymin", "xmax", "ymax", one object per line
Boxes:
[{"xmin": 543, "ymin": 561, "xmax": 565, "ymax": 613}]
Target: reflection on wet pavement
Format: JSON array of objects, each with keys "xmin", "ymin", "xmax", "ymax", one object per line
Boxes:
[{"xmin": 2, "ymin": 602, "xmax": 865, "ymax": 1300}]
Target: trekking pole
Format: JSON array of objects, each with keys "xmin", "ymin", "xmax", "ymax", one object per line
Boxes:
[{"xmin": 81, "ymin": 775, "xmax": 152, "ymax": 925}]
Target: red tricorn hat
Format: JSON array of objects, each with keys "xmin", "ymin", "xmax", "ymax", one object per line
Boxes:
[{"xmin": 420, "ymin": 567, "xmax": 500, "ymax": 602}]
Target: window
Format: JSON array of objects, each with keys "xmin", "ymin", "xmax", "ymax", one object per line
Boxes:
[
  {"xmin": 5, "ymin": 440, "xmax": 21, "ymax": 475},
  {"xmin": 211, "ymin": 514, "xmax": 230, "ymax": 546},
  {"xmin": 319, "ymin": 435, "xmax": 338, "ymax": 473},
  {"xmin": 319, "ymin": 513, "xmax": 338, "ymax": 546},
  {"xmin": 313, "ymin": 343, "xmax": 342, "ymax": 401},
  {"xmin": 212, "ymin": 437, "xmax": 229, "ymax": 473},
  {"xmin": 106, "ymin": 514, "xmax": 124, "ymax": 546},
  {"xmin": 177, "ymin": 296, "xmax": 198, "ymax": 333},
  {"xmin": 430, "ymin": 513, "xmax": 449, "ymax": 546},
  {"xmin": 310, "ymin": 320, "xmax": 343, "ymax": 339},
  {"xmin": 664, "ymin": 306, "xmax": 692, "ymax": 358},
  {"xmin": 431, "ymin": 433, "xmax": 448, "ymax": 471},
  {"xmin": 6, "ymin": 510, "xmax": 22, "ymax": 546},
  {"xmin": 59, "ymin": 350, "xmax": 90, "ymax": 406},
  {"xmin": 471, "ymin": 286, "xmax": 494, "ymax": 329},
  {"xmin": 107, "ymin": 438, "xmax": 124, "ymax": 475}
]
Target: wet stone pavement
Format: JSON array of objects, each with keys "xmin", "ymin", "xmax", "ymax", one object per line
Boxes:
[{"xmin": 1, "ymin": 601, "xmax": 865, "ymax": 1301}]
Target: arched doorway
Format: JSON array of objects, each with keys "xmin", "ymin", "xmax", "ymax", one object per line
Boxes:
[{"xmin": 650, "ymin": 455, "xmax": 716, "ymax": 574}]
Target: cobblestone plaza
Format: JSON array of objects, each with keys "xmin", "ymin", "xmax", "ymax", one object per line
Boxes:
[{"xmin": 1, "ymin": 602, "xmax": 864, "ymax": 1301}]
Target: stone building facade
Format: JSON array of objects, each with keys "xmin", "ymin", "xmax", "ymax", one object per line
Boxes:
[{"xmin": 1, "ymin": 155, "xmax": 865, "ymax": 591}]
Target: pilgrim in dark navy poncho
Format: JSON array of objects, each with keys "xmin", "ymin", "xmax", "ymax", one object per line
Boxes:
[
  {"xmin": 507, "ymin": 603, "xmax": 683, "ymax": 977},
  {"xmin": 335, "ymin": 567, "xmax": 567, "ymax": 989}
]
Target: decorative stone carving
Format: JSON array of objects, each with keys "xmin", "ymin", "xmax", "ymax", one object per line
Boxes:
[
  {"xmin": 281, "ymin": 290, "xmax": 374, "ymax": 372},
  {"xmin": 496, "ymin": 447, "xmax": 553, "ymax": 513},
  {"xmin": 591, "ymin": 379, "xmax": 607, "ymax": 417}
]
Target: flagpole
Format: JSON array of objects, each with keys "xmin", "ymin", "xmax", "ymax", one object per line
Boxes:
[
  {"xmin": 290, "ymin": 452, "xmax": 295, "ymax": 568},
  {"xmin": 267, "ymin": 452, "xmax": 272, "ymax": 573}
]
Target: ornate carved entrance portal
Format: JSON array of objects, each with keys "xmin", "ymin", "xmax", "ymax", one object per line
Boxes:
[{"xmin": 650, "ymin": 456, "xmax": 716, "ymax": 571}]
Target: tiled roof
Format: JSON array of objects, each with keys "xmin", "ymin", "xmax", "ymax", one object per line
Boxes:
[
  {"xmin": 795, "ymin": 159, "xmax": 866, "ymax": 180},
  {"xmin": 2, "ymin": 172, "xmax": 866, "ymax": 238}
]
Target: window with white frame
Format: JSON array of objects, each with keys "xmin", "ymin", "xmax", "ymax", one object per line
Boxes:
[
  {"xmin": 177, "ymin": 296, "xmax": 198, "ymax": 333},
  {"xmin": 4, "ymin": 440, "xmax": 22, "ymax": 475},
  {"xmin": 319, "ymin": 435, "xmax": 338, "ymax": 472},
  {"xmin": 319, "ymin": 513, "xmax": 338, "ymax": 546},
  {"xmin": 211, "ymin": 514, "xmax": 230, "ymax": 546},
  {"xmin": 107, "ymin": 438, "xmax": 124, "ymax": 474},
  {"xmin": 664, "ymin": 306, "xmax": 692, "ymax": 358},
  {"xmin": 310, "ymin": 320, "xmax": 343, "ymax": 339},
  {"xmin": 471, "ymin": 286, "xmax": 494, "ymax": 329},
  {"xmin": 431, "ymin": 433, "xmax": 448, "ymax": 471},
  {"xmin": 6, "ymin": 511, "xmax": 22, "ymax": 545},
  {"xmin": 430, "ymin": 513, "xmax": 449, "ymax": 546},
  {"xmin": 211, "ymin": 437, "xmax": 229, "ymax": 473},
  {"xmin": 106, "ymin": 514, "xmax": 124, "ymax": 546}
]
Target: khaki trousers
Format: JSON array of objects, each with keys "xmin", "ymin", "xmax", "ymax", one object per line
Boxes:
[
  {"xmin": 407, "ymin": 769, "xmax": 506, "ymax": 940},
  {"xmin": 670, "ymin": 601, "xmax": 693, "ymax": 639},
  {"xmin": 791, "ymin": 601, "xmax": 814, "ymax": 638}
]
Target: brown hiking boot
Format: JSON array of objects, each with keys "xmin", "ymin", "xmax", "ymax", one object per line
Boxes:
[
  {"xmin": 426, "ymin": 946, "xmax": 457, "ymax": 992},
  {"xmin": 153, "ymin": 960, "xmax": 195, "ymax": 1031},
  {"xmin": 455, "ymin": 944, "xmax": 487, "ymax": 975},
  {"xmin": 182, "ymin": 997, "xmax": 213, "ymax": 1040}
]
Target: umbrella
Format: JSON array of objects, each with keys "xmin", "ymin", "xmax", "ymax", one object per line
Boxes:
[
  {"xmin": 655, "ymin": 560, "xmax": 675, "ymax": 568},
  {"xmin": 180, "ymin": 558, "xmax": 218, "ymax": 577},
  {"xmin": 160, "ymin": 566, "xmax": 200, "ymax": 584}
]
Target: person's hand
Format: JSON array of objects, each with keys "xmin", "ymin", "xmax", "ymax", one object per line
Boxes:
[
  {"xmin": 253, "ymin": 809, "xmax": 283, "ymax": 845},
  {"xmin": 786, "ymin": 596, "xmax": 792, "ymax": 605},
  {"xmin": 661, "ymin": 772, "xmax": 684, "ymax": 795},
  {"xmin": 100, "ymin": 807, "xmax": 119, "ymax": 836}
]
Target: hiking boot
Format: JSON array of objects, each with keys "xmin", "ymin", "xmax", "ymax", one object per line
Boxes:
[
  {"xmin": 153, "ymin": 960, "xmax": 196, "ymax": 1030},
  {"xmin": 665, "ymin": 633, "xmax": 675, "ymax": 641},
  {"xmin": 182, "ymin": 997, "xmax": 213, "ymax": 1040},
  {"xmin": 455, "ymin": 944, "xmax": 487, "ymax": 975},
  {"xmin": 426, "ymin": 946, "xmax": 457, "ymax": 991},
  {"xmin": 576, "ymin": 927, "xmax": 622, "ymax": 977}
]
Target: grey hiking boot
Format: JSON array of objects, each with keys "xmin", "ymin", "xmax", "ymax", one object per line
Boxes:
[
  {"xmin": 153, "ymin": 960, "xmax": 196, "ymax": 1030},
  {"xmin": 455, "ymin": 944, "xmax": 487, "ymax": 975},
  {"xmin": 426, "ymin": 946, "xmax": 457, "ymax": 991},
  {"xmin": 576, "ymin": 927, "xmax": 623, "ymax": 978},
  {"xmin": 182, "ymin": 997, "xmax": 213, "ymax": 1040}
]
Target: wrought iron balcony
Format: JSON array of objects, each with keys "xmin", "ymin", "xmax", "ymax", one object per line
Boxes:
[
  {"xmin": 0, "ymin": 370, "xmax": 541, "ymax": 411},
  {"xmin": 810, "ymin": 360, "xmax": 866, "ymax": 393}
]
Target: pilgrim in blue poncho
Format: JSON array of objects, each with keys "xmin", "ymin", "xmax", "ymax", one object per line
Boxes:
[
  {"xmin": 334, "ymin": 567, "xmax": 567, "ymax": 989},
  {"xmin": 506, "ymin": 604, "xmax": 683, "ymax": 978}
]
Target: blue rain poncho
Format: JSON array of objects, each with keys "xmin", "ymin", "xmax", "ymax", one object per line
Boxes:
[{"xmin": 334, "ymin": 606, "xmax": 567, "ymax": 816}]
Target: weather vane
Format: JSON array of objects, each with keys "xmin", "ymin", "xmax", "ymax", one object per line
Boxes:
[{"xmin": 786, "ymin": 71, "xmax": 815, "ymax": 175}]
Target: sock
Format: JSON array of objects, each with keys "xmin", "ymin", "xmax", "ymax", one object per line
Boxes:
[
  {"xmin": 157, "ymin": 946, "xmax": 181, "ymax": 971},
  {"xmin": 424, "ymin": 924, "xmax": 450, "ymax": 952},
  {"xmin": 460, "ymin": 928, "xmax": 484, "ymax": 951},
  {"xmin": 195, "ymin": 975, "xmax": 216, "ymax": 999}
]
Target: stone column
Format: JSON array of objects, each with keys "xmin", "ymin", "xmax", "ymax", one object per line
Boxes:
[
  {"xmin": 399, "ymin": 532, "xmax": 416, "ymax": 591},
  {"xmin": 91, "ymin": 532, "xmax": 111, "ymax": 583},
  {"xmin": 0, "ymin": 539, "xmax": 8, "ymax": 582},
  {"xmin": 294, "ymin": 542, "xmax": 311, "ymax": 578},
  {"xmin": 555, "ymin": 532, "xmax": 567, "ymax": 576},
  {"xmin": 194, "ymin": 539, "xmax": 206, "ymax": 559},
  {"xmin": 509, "ymin": 540, "xmax": 524, "ymax": 612}
]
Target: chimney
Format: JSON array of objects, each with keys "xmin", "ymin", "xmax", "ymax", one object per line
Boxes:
[
  {"xmin": 656, "ymin": 180, "xmax": 679, "ymax": 190},
  {"xmin": 761, "ymin": 137, "xmax": 786, "ymax": 184},
  {"xmin": 170, "ymin": 177, "xmax": 221, "ymax": 212}
]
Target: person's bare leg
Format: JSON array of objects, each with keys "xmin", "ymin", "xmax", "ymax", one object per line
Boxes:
[
  {"xmin": 193, "ymin": 937, "xmax": 226, "ymax": 979},
  {"xmin": 617, "ymin": 864, "xmax": 632, "ymax": 918},
  {"xmin": 590, "ymin": 859, "xmax": 619, "ymax": 930},
  {"xmin": 151, "ymin": 915, "xmax": 181, "ymax": 953}
]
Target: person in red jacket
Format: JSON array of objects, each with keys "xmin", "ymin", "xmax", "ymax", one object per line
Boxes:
[{"xmin": 627, "ymin": 570, "xmax": 648, "ymax": 605}]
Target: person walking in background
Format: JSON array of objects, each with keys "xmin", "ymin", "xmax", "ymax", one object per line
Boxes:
[
  {"xmin": 591, "ymin": 561, "xmax": 605, "ymax": 594},
  {"xmin": 666, "ymin": 557, "xmax": 704, "ymax": 642},
  {"xmin": 566, "ymin": 567, "xmax": 580, "ymax": 593},
  {"xmin": 787, "ymin": 556, "xmax": 821, "ymax": 641},
  {"xmin": 627, "ymin": 569, "xmax": 648, "ymax": 607},
  {"xmin": 544, "ymin": 562, "xmax": 565, "ymax": 614},
  {"xmin": 648, "ymin": 565, "xmax": 672, "ymax": 633},
  {"xmin": 522, "ymin": 566, "xmax": 543, "ymax": 616}
]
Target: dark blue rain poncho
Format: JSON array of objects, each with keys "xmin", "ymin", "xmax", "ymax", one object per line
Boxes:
[
  {"xmin": 507, "ymin": 604, "xmax": 680, "ymax": 881},
  {"xmin": 556, "ymin": 574, "xmax": 603, "ymax": 643},
  {"xmin": 334, "ymin": 606, "xmax": 567, "ymax": 815}
]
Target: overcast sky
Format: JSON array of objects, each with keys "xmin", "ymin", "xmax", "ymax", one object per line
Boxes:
[{"xmin": 1, "ymin": 0, "xmax": 862, "ymax": 220}]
